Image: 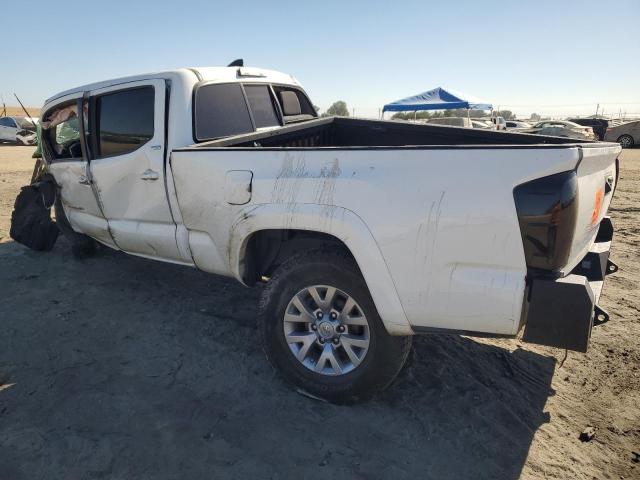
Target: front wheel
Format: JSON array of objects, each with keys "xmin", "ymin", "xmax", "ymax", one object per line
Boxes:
[
  {"xmin": 258, "ymin": 249, "xmax": 412, "ymax": 403},
  {"xmin": 617, "ymin": 134, "xmax": 634, "ymax": 149}
]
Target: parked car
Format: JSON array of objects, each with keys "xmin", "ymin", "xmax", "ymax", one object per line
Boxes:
[
  {"xmin": 505, "ymin": 120, "xmax": 532, "ymax": 129},
  {"xmin": 471, "ymin": 120, "xmax": 492, "ymax": 129},
  {"xmin": 12, "ymin": 65, "xmax": 620, "ymax": 403},
  {"xmin": 521, "ymin": 120, "xmax": 597, "ymax": 140},
  {"xmin": 568, "ymin": 118, "xmax": 609, "ymax": 140},
  {"xmin": 604, "ymin": 120, "xmax": 640, "ymax": 148},
  {"xmin": 0, "ymin": 116, "xmax": 38, "ymax": 145},
  {"xmin": 427, "ymin": 117, "xmax": 472, "ymax": 128}
]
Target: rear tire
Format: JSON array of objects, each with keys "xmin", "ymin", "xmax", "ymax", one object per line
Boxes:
[
  {"xmin": 617, "ymin": 134, "xmax": 634, "ymax": 148},
  {"xmin": 258, "ymin": 249, "xmax": 412, "ymax": 403}
]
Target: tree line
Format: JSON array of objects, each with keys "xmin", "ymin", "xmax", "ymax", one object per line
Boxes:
[{"xmin": 318, "ymin": 101, "xmax": 540, "ymax": 121}]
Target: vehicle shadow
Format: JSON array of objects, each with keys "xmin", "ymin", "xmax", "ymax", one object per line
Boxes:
[{"xmin": 0, "ymin": 239, "xmax": 555, "ymax": 480}]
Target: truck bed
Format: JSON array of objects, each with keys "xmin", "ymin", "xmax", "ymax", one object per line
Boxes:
[
  {"xmin": 189, "ymin": 116, "xmax": 589, "ymax": 149},
  {"xmin": 171, "ymin": 118, "xmax": 619, "ymax": 340}
]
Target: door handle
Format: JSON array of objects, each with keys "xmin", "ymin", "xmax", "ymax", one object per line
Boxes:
[
  {"xmin": 140, "ymin": 169, "xmax": 159, "ymax": 181},
  {"xmin": 78, "ymin": 174, "xmax": 91, "ymax": 185}
]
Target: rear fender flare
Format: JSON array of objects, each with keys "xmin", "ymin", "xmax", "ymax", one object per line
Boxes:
[{"xmin": 229, "ymin": 203, "xmax": 412, "ymax": 335}]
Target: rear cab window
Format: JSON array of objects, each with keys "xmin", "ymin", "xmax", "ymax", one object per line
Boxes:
[{"xmin": 193, "ymin": 82, "xmax": 316, "ymax": 142}]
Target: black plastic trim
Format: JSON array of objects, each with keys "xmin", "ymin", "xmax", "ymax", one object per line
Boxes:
[
  {"xmin": 595, "ymin": 216, "xmax": 614, "ymax": 242},
  {"xmin": 411, "ymin": 325, "xmax": 515, "ymax": 339}
]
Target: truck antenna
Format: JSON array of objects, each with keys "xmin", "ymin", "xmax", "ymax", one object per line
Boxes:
[
  {"xmin": 227, "ymin": 59, "xmax": 244, "ymax": 67},
  {"xmin": 13, "ymin": 93, "xmax": 38, "ymax": 129}
]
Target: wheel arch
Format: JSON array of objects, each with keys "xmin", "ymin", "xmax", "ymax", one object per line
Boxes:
[
  {"xmin": 229, "ymin": 203, "xmax": 412, "ymax": 335},
  {"xmin": 617, "ymin": 134, "xmax": 635, "ymax": 148}
]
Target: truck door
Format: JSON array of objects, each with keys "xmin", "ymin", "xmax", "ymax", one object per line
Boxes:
[
  {"xmin": 43, "ymin": 94, "xmax": 115, "ymax": 247},
  {"xmin": 87, "ymin": 79, "xmax": 182, "ymax": 261}
]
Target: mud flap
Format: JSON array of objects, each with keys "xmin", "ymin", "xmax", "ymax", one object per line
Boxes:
[{"xmin": 10, "ymin": 174, "xmax": 59, "ymax": 251}]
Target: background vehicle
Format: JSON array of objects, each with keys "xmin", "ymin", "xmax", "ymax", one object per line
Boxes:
[
  {"xmin": 569, "ymin": 117, "xmax": 609, "ymax": 140},
  {"xmin": 13, "ymin": 65, "xmax": 620, "ymax": 403},
  {"xmin": 471, "ymin": 119, "xmax": 492, "ymax": 129},
  {"xmin": 426, "ymin": 117, "xmax": 472, "ymax": 128},
  {"xmin": 0, "ymin": 116, "xmax": 38, "ymax": 145},
  {"xmin": 604, "ymin": 120, "xmax": 640, "ymax": 148},
  {"xmin": 491, "ymin": 116, "xmax": 507, "ymax": 130},
  {"xmin": 520, "ymin": 120, "xmax": 596, "ymax": 140},
  {"xmin": 505, "ymin": 120, "xmax": 532, "ymax": 129}
]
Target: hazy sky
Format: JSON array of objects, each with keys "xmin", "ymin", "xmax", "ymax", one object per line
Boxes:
[{"xmin": 2, "ymin": 0, "xmax": 639, "ymax": 118}]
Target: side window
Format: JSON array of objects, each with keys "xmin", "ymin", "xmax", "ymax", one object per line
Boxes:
[
  {"xmin": 94, "ymin": 86, "xmax": 154, "ymax": 158},
  {"xmin": 244, "ymin": 85, "xmax": 279, "ymax": 128},
  {"xmin": 194, "ymin": 83, "xmax": 254, "ymax": 141},
  {"xmin": 42, "ymin": 102, "xmax": 82, "ymax": 161},
  {"xmin": 272, "ymin": 86, "xmax": 317, "ymax": 119}
]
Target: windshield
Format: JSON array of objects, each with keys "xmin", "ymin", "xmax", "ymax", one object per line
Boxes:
[{"xmin": 15, "ymin": 117, "xmax": 36, "ymax": 129}]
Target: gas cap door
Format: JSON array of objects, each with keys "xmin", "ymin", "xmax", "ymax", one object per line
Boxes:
[{"xmin": 224, "ymin": 170, "xmax": 253, "ymax": 205}]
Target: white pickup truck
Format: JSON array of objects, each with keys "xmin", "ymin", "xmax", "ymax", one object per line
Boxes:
[{"xmin": 12, "ymin": 64, "xmax": 621, "ymax": 403}]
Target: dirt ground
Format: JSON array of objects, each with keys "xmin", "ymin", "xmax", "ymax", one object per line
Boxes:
[
  {"xmin": 0, "ymin": 144, "xmax": 638, "ymax": 480},
  {"xmin": 1, "ymin": 107, "xmax": 40, "ymax": 118}
]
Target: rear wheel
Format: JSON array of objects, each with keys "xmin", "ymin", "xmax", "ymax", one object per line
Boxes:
[
  {"xmin": 617, "ymin": 134, "xmax": 634, "ymax": 148},
  {"xmin": 258, "ymin": 249, "xmax": 412, "ymax": 403}
]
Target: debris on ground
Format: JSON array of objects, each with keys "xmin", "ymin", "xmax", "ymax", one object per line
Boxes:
[{"xmin": 579, "ymin": 426, "xmax": 597, "ymax": 442}]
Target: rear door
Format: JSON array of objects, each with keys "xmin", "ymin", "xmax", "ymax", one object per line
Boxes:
[{"xmin": 88, "ymin": 79, "xmax": 182, "ymax": 261}]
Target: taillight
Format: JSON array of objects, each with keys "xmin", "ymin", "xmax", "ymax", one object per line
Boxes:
[{"xmin": 513, "ymin": 171, "xmax": 578, "ymax": 272}]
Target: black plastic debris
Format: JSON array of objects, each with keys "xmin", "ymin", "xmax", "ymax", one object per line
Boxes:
[
  {"xmin": 10, "ymin": 175, "xmax": 59, "ymax": 251},
  {"xmin": 579, "ymin": 426, "xmax": 597, "ymax": 442}
]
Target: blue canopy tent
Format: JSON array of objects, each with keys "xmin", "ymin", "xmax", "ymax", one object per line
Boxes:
[{"xmin": 382, "ymin": 87, "xmax": 492, "ymax": 118}]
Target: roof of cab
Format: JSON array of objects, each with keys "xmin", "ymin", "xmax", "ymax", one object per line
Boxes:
[{"xmin": 44, "ymin": 66, "xmax": 301, "ymax": 105}]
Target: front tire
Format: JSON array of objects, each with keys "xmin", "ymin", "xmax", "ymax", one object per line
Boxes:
[
  {"xmin": 258, "ymin": 249, "xmax": 412, "ymax": 403},
  {"xmin": 617, "ymin": 134, "xmax": 634, "ymax": 148}
]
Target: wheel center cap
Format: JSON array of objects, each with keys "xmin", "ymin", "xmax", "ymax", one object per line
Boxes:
[{"xmin": 317, "ymin": 321, "xmax": 335, "ymax": 339}]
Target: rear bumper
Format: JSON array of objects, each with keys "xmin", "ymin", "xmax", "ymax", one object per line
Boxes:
[{"xmin": 521, "ymin": 217, "xmax": 617, "ymax": 352}]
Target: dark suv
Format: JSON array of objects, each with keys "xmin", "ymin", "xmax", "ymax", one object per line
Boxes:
[{"xmin": 568, "ymin": 118, "xmax": 609, "ymax": 140}]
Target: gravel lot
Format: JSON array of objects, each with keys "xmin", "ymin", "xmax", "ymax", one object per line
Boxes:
[{"xmin": 0, "ymin": 144, "xmax": 638, "ymax": 479}]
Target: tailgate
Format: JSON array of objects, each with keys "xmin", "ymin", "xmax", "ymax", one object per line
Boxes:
[{"xmin": 563, "ymin": 144, "xmax": 621, "ymax": 274}]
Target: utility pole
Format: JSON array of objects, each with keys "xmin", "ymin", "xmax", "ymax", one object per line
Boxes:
[{"xmin": 595, "ymin": 103, "xmax": 599, "ymax": 117}]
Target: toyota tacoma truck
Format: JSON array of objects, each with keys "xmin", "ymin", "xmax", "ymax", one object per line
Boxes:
[{"xmin": 11, "ymin": 64, "xmax": 620, "ymax": 403}]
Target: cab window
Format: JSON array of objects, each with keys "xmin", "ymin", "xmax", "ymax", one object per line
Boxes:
[
  {"xmin": 194, "ymin": 83, "xmax": 255, "ymax": 141},
  {"xmin": 93, "ymin": 86, "xmax": 155, "ymax": 158},
  {"xmin": 244, "ymin": 85, "xmax": 279, "ymax": 128}
]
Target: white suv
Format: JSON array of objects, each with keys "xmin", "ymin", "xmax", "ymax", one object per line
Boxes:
[{"xmin": 0, "ymin": 116, "xmax": 38, "ymax": 145}]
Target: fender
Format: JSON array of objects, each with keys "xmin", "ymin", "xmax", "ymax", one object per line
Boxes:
[{"xmin": 229, "ymin": 203, "xmax": 413, "ymax": 335}]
